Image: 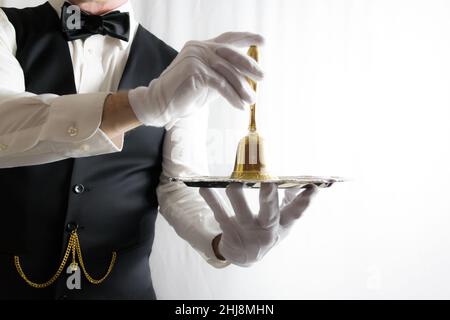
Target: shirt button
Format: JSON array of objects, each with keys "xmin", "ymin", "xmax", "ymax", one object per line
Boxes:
[
  {"xmin": 0, "ymin": 143, "xmax": 7, "ymax": 151},
  {"xmin": 73, "ymin": 184, "xmax": 85, "ymax": 194},
  {"xmin": 80, "ymin": 144, "xmax": 90, "ymax": 152},
  {"xmin": 66, "ymin": 223, "xmax": 78, "ymax": 232},
  {"xmin": 67, "ymin": 126, "xmax": 79, "ymax": 137}
]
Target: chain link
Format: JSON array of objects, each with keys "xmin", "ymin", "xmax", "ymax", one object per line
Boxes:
[
  {"xmin": 14, "ymin": 230, "xmax": 117, "ymax": 288},
  {"xmin": 72, "ymin": 232, "xmax": 117, "ymax": 285}
]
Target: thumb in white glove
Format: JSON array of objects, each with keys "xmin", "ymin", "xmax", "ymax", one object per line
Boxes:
[
  {"xmin": 128, "ymin": 32, "xmax": 265, "ymax": 127},
  {"xmin": 199, "ymin": 183, "xmax": 319, "ymax": 267}
]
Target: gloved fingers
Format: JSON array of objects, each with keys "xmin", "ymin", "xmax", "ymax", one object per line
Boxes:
[
  {"xmin": 257, "ymin": 183, "xmax": 280, "ymax": 229},
  {"xmin": 199, "ymin": 188, "xmax": 232, "ymax": 230},
  {"xmin": 211, "ymin": 60, "xmax": 256, "ymax": 105},
  {"xmin": 215, "ymin": 46, "xmax": 264, "ymax": 81},
  {"xmin": 280, "ymin": 185, "xmax": 319, "ymax": 227},
  {"xmin": 226, "ymin": 183, "xmax": 255, "ymax": 226},
  {"xmin": 211, "ymin": 32, "xmax": 265, "ymax": 48},
  {"xmin": 281, "ymin": 187, "xmax": 305, "ymax": 207},
  {"xmin": 205, "ymin": 70, "xmax": 246, "ymax": 110}
]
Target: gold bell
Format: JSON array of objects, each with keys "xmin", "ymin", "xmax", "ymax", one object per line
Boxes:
[{"xmin": 230, "ymin": 46, "xmax": 273, "ymax": 181}]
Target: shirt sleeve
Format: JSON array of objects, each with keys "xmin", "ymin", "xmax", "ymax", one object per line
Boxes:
[
  {"xmin": 157, "ymin": 109, "xmax": 230, "ymax": 268},
  {"xmin": 0, "ymin": 9, "xmax": 123, "ymax": 169}
]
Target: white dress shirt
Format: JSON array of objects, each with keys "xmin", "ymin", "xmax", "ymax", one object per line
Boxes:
[{"xmin": 0, "ymin": 0, "xmax": 226, "ymax": 267}]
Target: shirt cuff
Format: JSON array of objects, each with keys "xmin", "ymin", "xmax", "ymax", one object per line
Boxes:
[
  {"xmin": 37, "ymin": 92, "xmax": 124, "ymax": 157},
  {"xmin": 40, "ymin": 92, "xmax": 110, "ymax": 143}
]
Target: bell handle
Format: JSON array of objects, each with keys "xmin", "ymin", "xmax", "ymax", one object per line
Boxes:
[{"xmin": 247, "ymin": 45, "xmax": 259, "ymax": 132}]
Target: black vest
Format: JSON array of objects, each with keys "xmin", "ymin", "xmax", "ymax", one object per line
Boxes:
[{"xmin": 0, "ymin": 2, "xmax": 177, "ymax": 300}]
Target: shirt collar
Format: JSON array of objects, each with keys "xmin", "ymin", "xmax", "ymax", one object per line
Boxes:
[{"xmin": 48, "ymin": 0, "xmax": 137, "ymax": 49}]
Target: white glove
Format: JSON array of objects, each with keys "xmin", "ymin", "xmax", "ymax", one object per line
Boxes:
[
  {"xmin": 128, "ymin": 32, "xmax": 265, "ymax": 127},
  {"xmin": 199, "ymin": 183, "xmax": 319, "ymax": 267}
]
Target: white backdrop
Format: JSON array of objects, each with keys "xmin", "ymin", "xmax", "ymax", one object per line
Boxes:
[{"xmin": 2, "ymin": 0, "xmax": 450, "ymax": 299}]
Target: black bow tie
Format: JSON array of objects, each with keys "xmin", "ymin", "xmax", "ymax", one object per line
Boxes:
[{"xmin": 61, "ymin": 2, "xmax": 130, "ymax": 42}]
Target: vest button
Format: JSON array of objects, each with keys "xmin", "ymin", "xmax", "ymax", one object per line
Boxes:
[
  {"xmin": 66, "ymin": 223, "xmax": 78, "ymax": 232},
  {"xmin": 73, "ymin": 184, "xmax": 85, "ymax": 194}
]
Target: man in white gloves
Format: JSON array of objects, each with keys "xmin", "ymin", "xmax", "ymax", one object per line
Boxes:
[{"xmin": 0, "ymin": 0, "xmax": 317, "ymax": 300}]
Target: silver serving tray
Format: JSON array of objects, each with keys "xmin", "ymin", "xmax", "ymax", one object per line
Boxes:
[{"xmin": 169, "ymin": 176, "xmax": 346, "ymax": 189}]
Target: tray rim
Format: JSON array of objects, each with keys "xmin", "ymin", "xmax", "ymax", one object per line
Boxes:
[
  {"xmin": 169, "ymin": 176, "xmax": 347, "ymax": 189},
  {"xmin": 169, "ymin": 175, "xmax": 347, "ymax": 183}
]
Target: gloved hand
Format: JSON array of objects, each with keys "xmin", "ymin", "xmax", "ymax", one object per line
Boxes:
[
  {"xmin": 128, "ymin": 32, "xmax": 265, "ymax": 127},
  {"xmin": 199, "ymin": 183, "xmax": 319, "ymax": 267}
]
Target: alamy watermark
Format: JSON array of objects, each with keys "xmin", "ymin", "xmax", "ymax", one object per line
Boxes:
[
  {"xmin": 66, "ymin": 264, "xmax": 81, "ymax": 290},
  {"xmin": 65, "ymin": 5, "xmax": 82, "ymax": 30}
]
